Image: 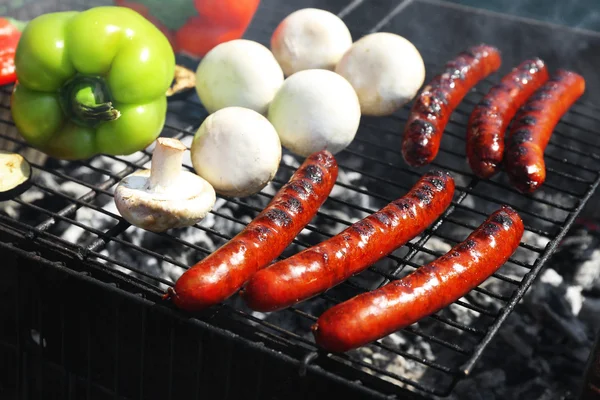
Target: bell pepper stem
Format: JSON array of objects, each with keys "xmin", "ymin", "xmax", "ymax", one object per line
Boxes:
[
  {"xmin": 147, "ymin": 138, "xmax": 187, "ymax": 192},
  {"xmin": 77, "ymin": 102, "xmax": 121, "ymax": 121},
  {"xmin": 60, "ymin": 75, "xmax": 121, "ymax": 127}
]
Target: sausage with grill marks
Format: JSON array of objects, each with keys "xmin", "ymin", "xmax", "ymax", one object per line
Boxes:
[
  {"xmin": 402, "ymin": 44, "xmax": 502, "ymax": 167},
  {"xmin": 466, "ymin": 58, "xmax": 549, "ymax": 178},
  {"xmin": 241, "ymin": 170, "xmax": 455, "ymax": 312},
  {"xmin": 312, "ymin": 205, "xmax": 524, "ymax": 353},
  {"xmin": 504, "ymin": 69, "xmax": 585, "ymax": 193},
  {"xmin": 166, "ymin": 150, "xmax": 338, "ymax": 312}
]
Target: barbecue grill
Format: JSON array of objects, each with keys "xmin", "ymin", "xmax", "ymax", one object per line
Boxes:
[{"xmin": 2, "ymin": 0, "xmax": 600, "ymax": 399}]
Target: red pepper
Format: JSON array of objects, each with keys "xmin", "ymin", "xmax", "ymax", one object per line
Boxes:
[
  {"xmin": 0, "ymin": 17, "xmax": 25, "ymax": 86},
  {"xmin": 175, "ymin": 16, "xmax": 247, "ymax": 57},
  {"xmin": 112, "ymin": 0, "xmax": 260, "ymax": 58},
  {"xmin": 177, "ymin": 0, "xmax": 260, "ymax": 57}
]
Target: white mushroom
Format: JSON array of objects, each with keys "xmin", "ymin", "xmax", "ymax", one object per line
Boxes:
[
  {"xmin": 114, "ymin": 138, "xmax": 216, "ymax": 232},
  {"xmin": 271, "ymin": 8, "xmax": 352, "ymax": 76},
  {"xmin": 268, "ymin": 69, "xmax": 361, "ymax": 157},
  {"xmin": 335, "ymin": 32, "xmax": 426, "ymax": 116},
  {"xmin": 191, "ymin": 107, "xmax": 282, "ymax": 198},
  {"xmin": 195, "ymin": 39, "xmax": 284, "ymax": 115}
]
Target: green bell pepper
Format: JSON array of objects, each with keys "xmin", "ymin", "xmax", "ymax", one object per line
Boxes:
[{"xmin": 10, "ymin": 6, "xmax": 175, "ymax": 160}]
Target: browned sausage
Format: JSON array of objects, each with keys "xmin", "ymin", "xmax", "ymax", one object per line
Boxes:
[
  {"xmin": 402, "ymin": 44, "xmax": 502, "ymax": 167},
  {"xmin": 504, "ymin": 69, "xmax": 585, "ymax": 193},
  {"xmin": 466, "ymin": 58, "xmax": 549, "ymax": 178},
  {"xmin": 242, "ymin": 170, "xmax": 455, "ymax": 312},
  {"xmin": 313, "ymin": 206, "xmax": 524, "ymax": 353},
  {"xmin": 165, "ymin": 150, "xmax": 338, "ymax": 312}
]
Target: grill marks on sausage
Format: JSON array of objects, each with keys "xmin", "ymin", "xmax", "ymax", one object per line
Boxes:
[
  {"xmin": 466, "ymin": 58, "xmax": 548, "ymax": 179},
  {"xmin": 312, "ymin": 206, "xmax": 524, "ymax": 353},
  {"xmin": 491, "ymin": 209, "xmax": 514, "ymax": 228},
  {"xmin": 241, "ymin": 170, "xmax": 456, "ymax": 312},
  {"xmin": 251, "ymin": 225, "xmax": 272, "ymax": 243},
  {"xmin": 402, "ymin": 44, "xmax": 502, "ymax": 167},
  {"xmin": 171, "ymin": 150, "xmax": 338, "ymax": 312},
  {"xmin": 287, "ymin": 178, "xmax": 316, "ymax": 201},
  {"xmin": 278, "ymin": 195, "xmax": 303, "ymax": 215},
  {"xmin": 297, "ymin": 179, "xmax": 315, "ymax": 197},
  {"xmin": 303, "ymin": 165, "xmax": 324, "ymax": 184},
  {"xmin": 481, "ymin": 222, "xmax": 501, "ymax": 236},
  {"xmin": 373, "ymin": 210, "xmax": 394, "ymax": 227},
  {"xmin": 510, "ymin": 129, "xmax": 534, "ymax": 144},
  {"xmin": 350, "ymin": 220, "xmax": 377, "ymax": 237},
  {"xmin": 518, "ymin": 115, "xmax": 537, "ymax": 125},
  {"xmin": 428, "ymin": 178, "xmax": 446, "ymax": 191},
  {"xmin": 264, "ymin": 208, "xmax": 293, "ymax": 228},
  {"xmin": 457, "ymin": 238, "xmax": 477, "ymax": 252},
  {"xmin": 505, "ymin": 69, "xmax": 585, "ymax": 193}
]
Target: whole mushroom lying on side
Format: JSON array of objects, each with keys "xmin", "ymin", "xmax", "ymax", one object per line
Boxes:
[
  {"xmin": 190, "ymin": 107, "xmax": 282, "ymax": 198},
  {"xmin": 195, "ymin": 39, "xmax": 284, "ymax": 115},
  {"xmin": 114, "ymin": 137, "xmax": 216, "ymax": 232},
  {"xmin": 271, "ymin": 8, "xmax": 352, "ymax": 76},
  {"xmin": 335, "ymin": 32, "xmax": 425, "ymax": 116},
  {"xmin": 268, "ymin": 69, "xmax": 361, "ymax": 157}
]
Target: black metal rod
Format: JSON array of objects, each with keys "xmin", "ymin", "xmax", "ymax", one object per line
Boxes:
[{"xmin": 113, "ymin": 305, "xmax": 120, "ymax": 400}]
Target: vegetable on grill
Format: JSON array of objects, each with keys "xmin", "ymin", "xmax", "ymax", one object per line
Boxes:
[
  {"xmin": 10, "ymin": 6, "xmax": 175, "ymax": 160},
  {"xmin": 335, "ymin": 32, "xmax": 425, "ymax": 117},
  {"xmin": 190, "ymin": 107, "xmax": 282, "ymax": 198},
  {"xmin": 114, "ymin": 137, "xmax": 216, "ymax": 233},
  {"xmin": 0, "ymin": 17, "xmax": 26, "ymax": 86},
  {"xmin": 267, "ymin": 69, "xmax": 361, "ymax": 156},
  {"xmin": 270, "ymin": 8, "xmax": 352, "ymax": 76},
  {"xmin": 194, "ymin": 39, "xmax": 284, "ymax": 115},
  {"xmin": 0, "ymin": 151, "xmax": 32, "ymax": 201},
  {"xmin": 176, "ymin": 0, "xmax": 261, "ymax": 57}
]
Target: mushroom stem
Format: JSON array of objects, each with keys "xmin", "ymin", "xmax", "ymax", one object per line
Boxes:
[{"xmin": 148, "ymin": 138, "xmax": 187, "ymax": 192}]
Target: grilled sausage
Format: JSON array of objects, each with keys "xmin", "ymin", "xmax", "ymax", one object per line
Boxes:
[
  {"xmin": 167, "ymin": 150, "xmax": 338, "ymax": 312},
  {"xmin": 466, "ymin": 58, "xmax": 549, "ymax": 178},
  {"xmin": 402, "ymin": 44, "xmax": 502, "ymax": 167},
  {"xmin": 504, "ymin": 69, "xmax": 585, "ymax": 193},
  {"xmin": 312, "ymin": 205, "xmax": 523, "ymax": 353},
  {"xmin": 242, "ymin": 170, "xmax": 455, "ymax": 312}
]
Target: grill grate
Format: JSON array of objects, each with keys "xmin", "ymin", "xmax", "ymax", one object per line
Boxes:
[{"xmin": 2, "ymin": 0, "xmax": 600, "ymax": 398}]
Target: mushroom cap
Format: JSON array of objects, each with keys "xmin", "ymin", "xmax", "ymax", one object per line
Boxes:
[
  {"xmin": 114, "ymin": 169, "xmax": 216, "ymax": 233},
  {"xmin": 268, "ymin": 69, "xmax": 361, "ymax": 157},
  {"xmin": 335, "ymin": 32, "xmax": 425, "ymax": 116},
  {"xmin": 191, "ymin": 107, "xmax": 282, "ymax": 198},
  {"xmin": 271, "ymin": 8, "xmax": 352, "ymax": 76},
  {"xmin": 195, "ymin": 39, "xmax": 284, "ymax": 115}
]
